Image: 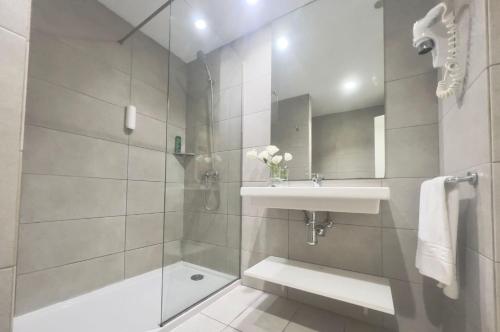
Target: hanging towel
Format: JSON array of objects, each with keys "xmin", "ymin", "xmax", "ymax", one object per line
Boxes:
[{"xmin": 415, "ymin": 176, "xmax": 460, "ymax": 299}]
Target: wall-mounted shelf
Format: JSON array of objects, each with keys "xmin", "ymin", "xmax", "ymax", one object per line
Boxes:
[
  {"xmin": 244, "ymin": 256, "xmax": 394, "ymax": 315},
  {"xmin": 240, "ymin": 186, "xmax": 390, "ymax": 214},
  {"xmin": 173, "ymin": 152, "xmax": 195, "ymax": 157}
]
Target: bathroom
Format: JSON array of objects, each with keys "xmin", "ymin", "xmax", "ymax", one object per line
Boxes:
[{"xmin": 0, "ymin": 0, "xmax": 497, "ymax": 331}]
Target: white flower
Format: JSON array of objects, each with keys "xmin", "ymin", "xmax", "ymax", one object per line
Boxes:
[
  {"xmin": 271, "ymin": 155, "xmax": 283, "ymax": 165},
  {"xmin": 266, "ymin": 145, "xmax": 280, "ymax": 156},
  {"xmin": 258, "ymin": 150, "xmax": 270, "ymax": 161},
  {"xmin": 284, "ymin": 153, "xmax": 293, "ymax": 162},
  {"xmin": 246, "ymin": 149, "xmax": 258, "ymax": 160}
]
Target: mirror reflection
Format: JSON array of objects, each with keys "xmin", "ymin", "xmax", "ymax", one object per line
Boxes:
[{"xmin": 271, "ymin": 0, "xmax": 385, "ymax": 180}]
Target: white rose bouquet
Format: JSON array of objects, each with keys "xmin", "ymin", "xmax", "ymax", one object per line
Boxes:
[{"xmin": 246, "ymin": 145, "xmax": 293, "ymax": 182}]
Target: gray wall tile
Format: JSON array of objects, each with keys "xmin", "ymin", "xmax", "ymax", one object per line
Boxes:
[
  {"xmin": 451, "ymin": 0, "xmax": 488, "ymax": 84},
  {"xmin": 164, "ymin": 211, "xmax": 183, "ymax": 242},
  {"xmin": 227, "ymin": 215, "xmax": 241, "ymax": 249},
  {"xmin": 15, "ymin": 253, "xmax": 124, "ymax": 315},
  {"xmin": 132, "ymin": 33, "xmax": 169, "ymax": 92},
  {"xmin": 29, "ymin": 30, "xmax": 130, "ymax": 106},
  {"xmin": 386, "ymin": 124, "xmax": 439, "ymax": 178},
  {"xmin": 163, "ymin": 240, "xmax": 182, "ymax": 266},
  {"xmin": 241, "ymin": 216, "xmax": 288, "ymax": 257},
  {"xmin": 165, "ymin": 182, "xmax": 184, "ymax": 212},
  {"xmin": 456, "ymin": 163, "xmax": 493, "ymax": 259},
  {"xmin": 381, "ymin": 178, "xmax": 425, "ymax": 229},
  {"xmin": 490, "ymin": 0, "xmax": 500, "ymax": 65},
  {"xmin": 131, "ymin": 79, "xmax": 168, "ymax": 122},
  {"xmin": 382, "ymin": 228, "xmax": 422, "ymax": 283},
  {"xmin": 0, "ymin": 0, "xmax": 30, "ymax": 37},
  {"xmin": 243, "ymin": 111, "xmax": 270, "ymax": 148},
  {"xmin": 0, "ymin": 267, "xmax": 14, "ymax": 332},
  {"xmin": 127, "ymin": 180, "xmax": 164, "ymax": 215},
  {"xmin": 128, "ymin": 146, "xmax": 165, "ymax": 181},
  {"xmin": 490, "ymin": 65, "xmax": 500, "ymax": 162},
  {"xmin": 18, "ymin": 216, "xmax": 125, "ymax": 274},
  {"xmin": 129, "ymin": 113, "xmax": 166, "ymax": 152},
  {"xmin": 0, "ymin": 25, "xmax": 26, "ymax": 267},
  {"xmin": 243, "ymin": 75, "xmax": 271, "ymax": 115},
  {"xmin": 31, "ymin": 0, "xmax": 131, "ymax": 44},
  {"xmin": 289, "ymin": 222, "xmax": 382, "ymax": 276},
  {"xmin": 30, "ymin": 0, "xmax": 132, "ymax": 74},
  {"xmin": 25, "ymin": 78, "xmax": 128, "ymax": 144},
  {"xmin": 383, "ymin": 279, "xmax": 443, "ymax": 332},
  {"xmin": 184, "ymin": 212, "xmax": 228, "ymax": 246},
  {"xmin": 440, "ymin": 71, "xmax": 490, "ymax": 173},
  {"xmin": 23, "ymin": 125, "xmax": 128, "ymax": 179},
  {"xmin": 126, "ymin": 213, "xmax": 164, "ymax": 249},
  {"xmin": 20, "ymin": 175, "xmax": 126, "ymax": 222},
  {"xmin": 385, "ymin": 72, "xmax": 438, "ymax": 129},
  {"xmin": 383, "ymin": 0, "xmax": 435, "ymax": 81},
  {"xmin": 125, "ymin": 244, "xmax": 162, "ymax": 278},
  {"xmin": 166, "ymin": 154, "xmax": 185, "ymax": 183}
]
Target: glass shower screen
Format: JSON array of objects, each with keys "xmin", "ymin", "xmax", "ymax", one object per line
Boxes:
[{"xmin": 160, "ymin": 0, "xmax": 242, "ymax": 324}]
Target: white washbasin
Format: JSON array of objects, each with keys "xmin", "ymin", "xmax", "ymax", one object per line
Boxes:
[{"xmin": 240, "ymin": 186, "xmax": 390, "ymax": 214}]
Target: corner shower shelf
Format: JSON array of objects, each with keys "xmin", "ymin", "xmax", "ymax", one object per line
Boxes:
[
  {"xmin": 173, "ymin": 152, "xmax": 195, "ymax": 157},
  {"xmin": 244, "ymin": 256, "xmax": 395, "ymax": 315}
]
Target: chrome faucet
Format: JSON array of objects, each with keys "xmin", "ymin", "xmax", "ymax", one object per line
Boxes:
[{"xmin": 311, "ymin": 173, "xmax": 324, "ymax": 187}]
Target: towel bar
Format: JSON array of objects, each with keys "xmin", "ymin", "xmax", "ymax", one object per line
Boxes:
[{"xmin": 445, "ymin": 172, "xmax": 478, "ymax": 185}]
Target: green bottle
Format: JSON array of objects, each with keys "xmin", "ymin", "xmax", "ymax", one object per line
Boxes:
[{"xmin": 174, "ymin": 136, "xmax": 182, "ymax": 154}]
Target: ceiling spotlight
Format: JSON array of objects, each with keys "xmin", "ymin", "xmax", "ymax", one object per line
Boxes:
[
  {"xmin": 194, "ymin": 19, "xmax": 207, "ymax": 30},
  {"xmin": 276, "ymin": 36, "xmax": 289, "ymax": 50},
  {"xmin": 342, "ymin": 79, "xmax": 360, "ymax": 94},
  {"xmin": 246, "ymin": 0, "xmax": 259, "ymax": 4}
]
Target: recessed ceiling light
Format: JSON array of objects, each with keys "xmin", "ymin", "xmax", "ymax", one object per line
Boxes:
[
  {"xmin": 342, "ymin": 78, "xmax": 360, "ymax": 94},
  {"xmin": 246, "ymin": 0, "xmax": 259, "ymax": 4},
  {"xmin": 194, "ymin": 19, "xmax": 207, "ymax": 30},
  {"xmin": 276, "ymin": 36, "xmax": 289, "ymax": 50}
]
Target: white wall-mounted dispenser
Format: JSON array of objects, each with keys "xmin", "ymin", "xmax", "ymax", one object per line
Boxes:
[{"xmin": 126, "ymin": 105, "xmax": 136, "ymax": 130}]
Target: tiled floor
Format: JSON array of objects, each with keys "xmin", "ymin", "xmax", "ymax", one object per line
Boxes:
[{"xmin": 169, "ymin": 286, "xmax": 388, "ymax": 332}]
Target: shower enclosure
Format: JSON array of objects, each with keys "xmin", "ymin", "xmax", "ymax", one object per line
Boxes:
[{"xmin": 14, "ymin": 0, "xmax": 242, "ymax": 330}]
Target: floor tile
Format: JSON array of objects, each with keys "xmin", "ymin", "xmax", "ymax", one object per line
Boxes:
[
  {"xmin": 284, "ymin": 305, "xmax": 346, "ymax": 332},
  {"xmin": 171, "ymin": 314, "xmax": 226, "ymax": 332},
  {"xmin": 202, "ymin": 286, "xmax": 264, "ymax": 324},
  {"xmin": 230, "ymin": 293, "xmax": 300, "ymax": 332}
]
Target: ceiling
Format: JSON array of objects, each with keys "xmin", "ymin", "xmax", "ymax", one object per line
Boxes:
[
  {"xmin": 272, "ymin": 0, "xmax": 384, "ymax": 116},
  {"xmin": 98, "ymin": 0, "xmax": 314, "ymax": 63}
]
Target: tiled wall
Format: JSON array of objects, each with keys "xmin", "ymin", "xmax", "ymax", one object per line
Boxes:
[
  {"xmin": 312, "ymin": 106, "xmax": 384, "ymax": 179},
  {"xmin": 15, "ymin": 0, "xmax": 185, "ymax": 315},
  {"xmin": 272, "ymin": 94, "xmax": 311, "ymax": 180},
  {"xmin": 439, "ymin": 0, "xmax": 498, "ymax": 331},
  {"xmin": 182, "ymin": 43, "xmax": 243, "ymax": 276},
  {"xmin": 239, "ymin": 0, "xmax": 449, "ymax": 331},
  {"xmin": 0, "ymin": 0, "xmax": 31, "ymax": 330}
]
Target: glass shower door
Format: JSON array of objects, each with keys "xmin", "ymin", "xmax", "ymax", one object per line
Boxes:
[{"xmin": 161, "ymin": 0, "xmax": 242, "ymax": 324}]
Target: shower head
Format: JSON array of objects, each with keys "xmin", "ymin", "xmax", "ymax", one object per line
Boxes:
[{"xmin": 197, "ymin": 50, "xmax": 213, "ymax": 83}]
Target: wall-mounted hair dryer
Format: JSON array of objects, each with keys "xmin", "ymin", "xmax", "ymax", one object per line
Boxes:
[{"xmin": 413, "ymin": 2, "xmax": 463, "ymax": 99}]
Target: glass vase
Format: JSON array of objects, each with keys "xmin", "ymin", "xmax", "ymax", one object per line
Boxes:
[{"xmin": 269, "ymin": 165, "xmax": 286, "ymax": 186}]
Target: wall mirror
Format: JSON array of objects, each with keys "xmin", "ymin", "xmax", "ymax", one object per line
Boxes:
[{"xmin": 271, "ymin": 0, "xmax": 385, "ymax": 180}]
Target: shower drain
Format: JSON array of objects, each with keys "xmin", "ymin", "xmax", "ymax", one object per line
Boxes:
[{"xmin": 190, "ymin": 274, "xmax": 204, "ymax": 281}]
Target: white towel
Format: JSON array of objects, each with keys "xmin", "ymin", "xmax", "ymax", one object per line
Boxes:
[{"xmin": 415, "ymin": 176, "xmax": 460, "ymax": 299}]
